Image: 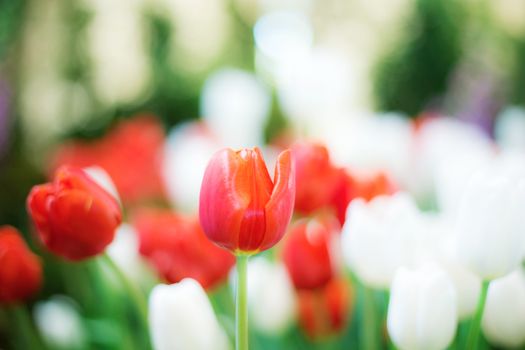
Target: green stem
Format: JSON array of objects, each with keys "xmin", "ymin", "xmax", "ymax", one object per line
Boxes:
[
  {"xmin": 102, "ymin": 253, "xmax": 151, "ymax": 349},
  {"xmin": 9, "ymin": 305, "xmax": 45, "ymax": 350},
  {"xmin": 236, "ymin": 255, "xmax": 249, "ymax": 350},
  {"xmin": 465, "ymin": 280, "xmax": 490, "ymax": 350},
  {"xmin": 362, "ymin": 285, "xmax": 378, "ymax": 350}
]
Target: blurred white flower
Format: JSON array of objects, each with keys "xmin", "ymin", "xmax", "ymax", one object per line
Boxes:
[
  {"xmin": 325, "ymin": 113, "xmax": 413, "ymax": 187},
  {"xmin": 149, "ymin": 279, "xmax": 230, "ymax": 350},
  {"xmin": 201, "ymin": 69, "xmax": 271, "ymax": 148},
  {"xmin": 107, "ymin": 224, "xmax": 152, "ymax": 285},
  {"xmin": 341, "ymin": 192, "xmax": 421, "ymax": 289},
  {"xmin": 245, "ymin": 257, "xmax": 297, "ymax": 335},
  {"xmin": 276, "ymin": 48, "xmax": 356, "ymax": 131},
  {"xmin": 83, "ymin": 166, "xmax": 121, "ymax": 204},
  {"xmin": 387, "ymin": 263, "xmax": 457, "ymax": 350},
  {"xmin": 482, "ymin": 269, "xmax": 525, "ymax": 348},
  {"xmin": 455, "ymin": 154, "xmax": 525, "ymax": 280},
  {"xmin": 411, "ymin": 214, "xmax": 481, "ymax": 320},
  {"xmin": 34, "ymin": 296, "xmax": 86, "ymax": 350},
  {"xmin": 84, "ymin": 0, "xmax": 150, "ymax": 105},
  {"xmin": 162, "ymin": 122, "xmax": 220, "ymax": 212},
  {"xmin": 414, "ymin": 117, "xmax": 493, "ymax": 202},
  {"xmin": 495, "ymin": 106, "xmax": 525, "ymax": 153},
  {"xmin": 254, "ymin": 11, "xmax": 313, "ymax": 84}
]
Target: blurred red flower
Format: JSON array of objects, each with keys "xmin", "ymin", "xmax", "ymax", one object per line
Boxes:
[
  {"xmin": 52, "ymin": 116, "xmax": 165, "ymax": 205},
  {"xmin": 199, "ymin": 147, "xmax": 295, "ymax": 255},
  {"xmin": 332, "ymin": 169, "xmax": 397, "ymax": 225},
  {"xmin": 134, "ymin": 210, "xmax": 235, "ymax": 290},
  {"xmin": 0, "ymin": 226, "xmax": 42, "ymax": 304},
  {"xmin": 291, "ymin": 142, "xmax": 341, "ymax": 214},
  {"xmin": 282, "ymin": 215, "xmax": 340, "ymax": 290},
  {"xmin": 27, "ymin": 166, "xmax": 122, "ymax": 261},
  {"xmin": 297, "ymin": 278, "xmax": 352, "ymax": 339}
]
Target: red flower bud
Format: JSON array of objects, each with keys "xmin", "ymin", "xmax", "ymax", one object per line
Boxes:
[
  {"xmin": 134, "ymin": 210, "xmax": 235, "ymax": 290},
  {"xmin": 282, "ymin": 216, "xmax": 339, "ymax": 290},
  {"xmin": 199, "ymin": 147, "xmax": 295, "ymax": 254},
  {"xmin": 0, "ymin": 226, "xmax": 42, "ymax": 304},
  {"xmin": 27, "ymin": 166, "xmax": 122, "ymax": 261},
  {"xmin": 297, "ymin": 278, "xmax": 352, "ymax": 339},
  {"xmin": 292, "ymin": 142, "xmax": 341, "ymax": 214}
]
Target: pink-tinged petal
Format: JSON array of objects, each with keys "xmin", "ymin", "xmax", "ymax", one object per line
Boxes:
[
  {"xmin": 46, "ymin": 190, "xmax": 119, "ymax": 260},
  {"xmin": 199, "ymin": 149, "xmax": 251, "ymax": 252},
  {"xmin": 260, "ymin": 149, "xmax": 295, "ymax": 251}
]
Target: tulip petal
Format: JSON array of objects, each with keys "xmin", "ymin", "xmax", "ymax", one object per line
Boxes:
[{"xmin": 261, "ymin": 149, "xmax": 295, "ymax": 251}]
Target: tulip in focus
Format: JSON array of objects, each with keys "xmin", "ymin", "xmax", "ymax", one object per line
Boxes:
[
  {"xmin": 27, "ymin": 166, "xmax": 122, "ymax": 261},
  {"xmin": 482, "ymin": 269, "xmax": 525, "ymax": 348},
  {"xmin": 0, "ymin": 226, "xmax": 42, "ymax": 303},
  {"xmin": 282, "ymin": 216, "xmax": 340, "ymax": 290},
  {"xmin": 455, "ymin": 154, "xmax": 525, "ymax": 280},
  {"xmin": 199, "ymin": 147, "xmax": 295, "ymax": 254},
  {"xmin": 134, "ymin": 210, "xmax": 235, "ymax": 290},
  {"xmin": 387, "ymin": 263, "xmax": 457, "ymax": 350},
  {"xmin": 149, "ymin": 279, "xmax": 230, "ymax": 350}
]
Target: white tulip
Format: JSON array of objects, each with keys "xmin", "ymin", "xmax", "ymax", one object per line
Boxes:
[
  {"xmin": 455, "ymin": 154, "xmax": 525, "ymax": 280},
  {"xmin": 387, "ymin": 263, "xmax": 457, "ymax": 350},
  {"xmin": 149, "ymin": 279, "xmax": 230, "ymax": 350},
  {"xmin": 482, "ymin": 269, "xmax": 525, "ymax": 348},
  {"xmin": 245, "ymin": 258, "xmax": 297, "ymax": 335},
  {"xmin": 34, "ymin": 296, "xmax": 86, "ymax": 350},
  {"xmin": 342, "ymin": 192, "xmax": 421, "ymax": 289},
  {"xmin": 162, "ymin": 122, "xmax": 220, "ymax": 212},
  {"xmin": 201, "ymin": 69, "xmax": 271, "ymax": 148}
]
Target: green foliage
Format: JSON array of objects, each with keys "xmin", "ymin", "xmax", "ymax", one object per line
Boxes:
[{"xmin": 373, "ymin": 0, "xmax": 464, "ymax": 116}]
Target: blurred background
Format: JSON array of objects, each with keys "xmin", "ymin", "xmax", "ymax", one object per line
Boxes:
[{"xmin": 1, "ymin": 0, "xmax": 525, "ymax": 348}]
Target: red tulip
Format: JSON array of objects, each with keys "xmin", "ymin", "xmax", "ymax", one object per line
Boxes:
[
  {"xmin": 52, "ymin": 115, "xmax": 165, "ymax": 205},
  {"xmin": 282, "ymin": 216, "xmax": 339, "ymax": 290},
  {"xmin": 199, "ymin": 147, "xmax": 295, "ymax": 254},
  {"xmin": 0, "ymin": 226, "xmax": 42, "ymax": 304},
  {"xmin": 27, "ymin": 166, "xmax": 122, "ymax": 261},
  {"xmin": 297, "ymin": 278, "xmax": 352, "ymax": 339},
  {"xmin": 291, "ymin": 142, "xmax": 341, "ymax": 214},
  {"xmin": 133, "ymin": 210, "xmax": 235, "ymax": 290}
]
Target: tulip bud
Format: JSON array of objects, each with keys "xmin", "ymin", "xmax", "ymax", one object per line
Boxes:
[
  {"xmin": 387, "ymin": 263, "xmax": 457, "ymax": 350},
  {"xmin": 282, "ymin": 216, "xmax": 339, "ymax": 290},
  {"xmin": 199, "ymin": 147, "xmax": 295, "ymax": 254},
  {"xmin": 342, "ymin": 193, "xmax": 421, "ymax": 289},
  {"xmin": 455, "ymin": 154, "xmax": 525, "ymax": 280},
  {"xmin": 244, "ymin": 257, "xmax": 297, "ymax": 335},
  {"xmin": 0, "ymin": 226, "xmax": 42, "ymax": 303},
  {"xmin": 149, "ymin": 279, "xmax": 230, "ymax": 350},
  {"xmin": 134, "ymin": 210, "xmax": 235, "ymax": 290},
  {"xmin": 482, "ymin": 269, "xmax": 525, "ymax": 348},
  {"xmin": 27, "ymin": 166, "xmax": 122, "ymax": 261}
]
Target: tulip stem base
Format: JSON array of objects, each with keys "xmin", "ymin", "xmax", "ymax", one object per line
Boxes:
[
  {"xmin": 362, "ymin": 285, "xmax": 378, "ymax": 350},
  {"xmin": 9, "ymin": 305, "xmax": 45, "ymax": 350},
  {"xmin": 465, "ymin": 280, "xmax": 490, "ymax": 350},
  {"xmin": 236, "ymin": 255, "xmax": 249, "ymax": 350}
]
